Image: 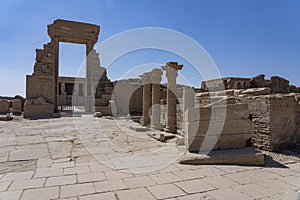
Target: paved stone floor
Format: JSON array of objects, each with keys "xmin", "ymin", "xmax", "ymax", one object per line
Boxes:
[{"xmin": 0, "ymin": 116, "xmax": 299, "ymax": 200}]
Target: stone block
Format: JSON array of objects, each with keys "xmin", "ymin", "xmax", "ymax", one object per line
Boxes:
[
  {"xmin": 33, "ymin": 97, "xmax": 47, "ymax": 105},
  {"xmin": 180, "ymin": 147, "xmax": 264, "ymax": 166},
  {"xmin": 217, "ymin": 133, "xmax": 250, "ymax": 149},
  {"xmin": 0, "ymin": 99, "xmax": 10, "ymax": 114},
  {"xmin": 211, "ymin": 97, "xmax": 236, "ymax": 106},
  {"xmin": 104, "ymin": 87, "xmax": 114, "ymax": 94},
  {"xmin": 240, "ymin": 88, "xmax": 271, "ymax": 96},
  {"xmin": 186, "ymin": 104, "xmax": 250, "ymax": 122},
  {"xmin": 186, "ymin": 135, "xmax": 219, "ymax": 152},
  {"xmin": 186, "ymin": 132, "xmax": 250, "ymax": 152},
  {"xmin": 101, "ymin": 94, "xmax": 112, "ymax": 100},
  {"xmin": 24, "ymin": 102, "xmax": 54, "ymax": 118},
  {"xmin": 186, "ymin": 119, "xmax": 252, "ymax": 137},
  {"xmin": 210, "ymin": 89, "xmax": 235, "ymax": 97},
  {"xmin": 26, "ymin": 75, "xmax": 55, "ymax": 105},
  {"xmin": 94, "ymin": 98, "xmax": 108, "ymax": 106},
  {"xmin": 271, "ymin": 76, "xmax": 289, "ymax": 93},
  {"xmin": 12, "ymin": 99, "xmax": 22, "ymax": 114},
  {"xmin": 94, "ymin": 106, "xmax": 112, "ymax": 116}
]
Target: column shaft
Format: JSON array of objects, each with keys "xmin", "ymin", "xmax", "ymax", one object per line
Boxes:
[
  {"xmin": 85, "ymin": 41, "xmax": 94, "ymax": 112},
  {"xmin": 165, "ymin": 77, "xmax": 177, "ymax": 133},
  {"xmin": 53, "ymin": 38, "xmax": 59, "ymax": 112},
  {"xmin": 140, "ymin": 83, "xmax": 151, "ymax": 126},
  {"xmin": 151, "ymin": 83, "xmax": 162, "ymax": 129}
]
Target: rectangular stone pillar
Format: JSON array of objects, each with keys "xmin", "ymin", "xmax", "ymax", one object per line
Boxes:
[
  {"xmin": 182, "ymin": 86, "xmax": 195, "ymax": 133},
  {"xmin": 151, "ymin": 69, "xmax": 163, "ymax": 130}
]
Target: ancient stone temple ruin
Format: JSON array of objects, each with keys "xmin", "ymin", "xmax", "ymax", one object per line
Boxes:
[
  {"xmin": 190, "ymin": 74, "xmax": 300, "ymax": 152},
  {"xmin": 25, "ymin": 19, "xmax": 112, "ymax": 117},
  {"xmin": 23, "ymin": 20, "xmax": 299, "ymax": 165}
]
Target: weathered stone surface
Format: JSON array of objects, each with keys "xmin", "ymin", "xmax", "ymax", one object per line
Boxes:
[
  {"xmin": 239, "ymin": 94, "xmax": 300, "ymax": 151},
  {"xmin": 185, "ymin": 103, "xmax": 252, "ymax": 152},
  {"xmin": 186, "ymin": 119, "xmax": 252, "ymax": 137},
  {"xmin": 94, "ymin": 98, "xmax": 108, "ymax": 106},
  {"xmin": 162, "ymin": 62, "xmax": 183, "ymax": 133},
  {"xmin": 0, "ymin": 99, "xmax": 10, "ymax": 113},
  {"xmin": 180, "ymin": 148, "xmax": 264, "ymax": 166},
  {"xmin": 240, "ymin": 87, "xmax": 271, "ymax": 96},
  {"xmin": 26, "ymin": 75, "xmax": 55, "ymax": 105},
  {"xmin": 271, "ymin": 76, "xmax": 289, "ymax": 93},
  {"xmin": 186, "ymin": 104, "xmax": 250, "ymax": 122},
  {"xmin": 200, "ymin": 74, "xmax": 292, "ymax": 94},
  {"xmin": 24, "ymin": 98, "xmax": 54, "ymax": 118},
  {"xmin": 12, "ymin": 99, "xmax": 22, "ymax": 114},
  {"xmin": 94, "ymin": 106, "xmax": 112, "ymax": 116}
]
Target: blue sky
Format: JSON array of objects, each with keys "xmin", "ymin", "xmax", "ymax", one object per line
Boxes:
[{"xmin": 0, "ymin": 0, "xmax": 299, "ymax": 96}]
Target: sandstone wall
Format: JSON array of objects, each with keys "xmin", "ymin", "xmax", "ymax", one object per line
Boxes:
[
  {"xmin": 33, "ymin": 43, "xmax": 55, "ymax": 76},
  {"xmin": 195, "ymin": 88, "xmax": 300, "ymax": 151},
  {"xmin": 239, "ymin": 95, "xmax": 300, "ymax": 150},
  {"xmin": 185, "ymin": 103, "xmax": 252, "ymax": 152},
  {"xmin": 26, "ymin": 75, "xmax": 55, "ymax": 105},
  {"xmin": 201, "ymin": 74, "xmax": 299, "ymax": 94}
]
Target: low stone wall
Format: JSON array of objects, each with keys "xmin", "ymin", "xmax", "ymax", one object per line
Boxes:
[
  {"xmin": 185, "ymin": 103, "xmax": 252, "ymax": 152},
  {"xmin": 24, "ymin": 97, "xmax": 54, "ymax": 118}
]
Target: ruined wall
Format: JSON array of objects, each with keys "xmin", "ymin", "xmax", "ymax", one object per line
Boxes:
[
  {"xmin": 201, "ymin": 74, "xmax": 299, "ymax": 94},
  {"xmin": 194, "ymin": 88, "xmax": 300, "ymax": 151},
  {"xmin": 239, "ymin": 96, "xmax": 272, "ymax": 150},
  {"xmin": 26, "ymin": 75, "xmax": 55, "ymax": 104},
  {"xmin": 239, "ymin": 95, "xmax": 300, "ymax": 150},
  {"xmin": 269, "ymin": 96, "xmax": 298, "ymax": 149},
  {"xmin": 33, "ymin": 42, "xmax": 55, "ymax": 76}
]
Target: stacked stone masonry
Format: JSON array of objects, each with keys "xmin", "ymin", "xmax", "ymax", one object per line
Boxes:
[
  {"xmin": 185, "ymin": 103, "xmax": 252, "ymax": 152},
  {"xmin": 194, "ymin": 86, "xmax": 300, "ymax": 151},
  {"xmin": 33, "ymin": 42, "xmax": 55, "ymax": 76},
  {"xmin": 239, "ymin": 94, "xmax": 300, "ymax": 151},
  {"xmin": 201, "ymin": 74, "xmax": 300, "ymax": 93}
]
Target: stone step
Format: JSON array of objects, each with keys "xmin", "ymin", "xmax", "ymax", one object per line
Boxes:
[{"xmin": 179, "ymin": 147, "xmax": 264, "ymax": 166}]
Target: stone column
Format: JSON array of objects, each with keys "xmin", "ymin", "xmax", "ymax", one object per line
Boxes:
[
  {"xmin": 151, "ymin": 69, "xmax": 163, "ymax": 130},
  {"xmin": 162, "ymin": 62, "xmax": 183, "ymax": 133},
  {"xmin": 85, "ymin": 40, "xmax": 94, "ymax": 112},
  {"xmin": 140, "ymin": 72, "xmax": 152, "ymax": 126},
  {"xmin": 52, "ymin": 38, "xmax": 59, "ymax": 112},
  {"xmin": 182, "ymin": 86, "xmax": 194, "ymax": 133}
]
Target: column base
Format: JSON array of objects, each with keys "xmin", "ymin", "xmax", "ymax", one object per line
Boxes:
[
  {"xmin": 140, "ymin": 117, "xmax": 151, "ymax": 126},
  {"xmin": 151, "ymin": 123, "xmax": 163, "ymax": 131},
  {"xmin": 164, "ymin": 126, "xmax": 177, "ymax": 134}
]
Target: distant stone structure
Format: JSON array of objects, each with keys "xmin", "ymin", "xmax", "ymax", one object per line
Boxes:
[
  {"xmin": 26, "ymin": 19, "xmax": 107, "ymax": 116},
  {"xmin": 201, "ymin": 74, "xmax": 299, "ymax": 93}
]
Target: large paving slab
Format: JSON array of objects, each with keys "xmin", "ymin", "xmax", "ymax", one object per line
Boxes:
[{"xmin": 0, "ymin": 116, "xmax": 298, "ymax": 200}]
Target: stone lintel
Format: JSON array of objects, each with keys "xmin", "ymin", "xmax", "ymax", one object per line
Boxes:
[{"xmin": 48, "ymin": 19, "xmax": 100, "ymax": 44}]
